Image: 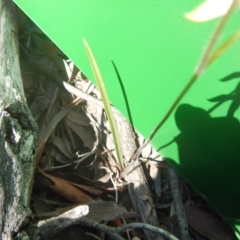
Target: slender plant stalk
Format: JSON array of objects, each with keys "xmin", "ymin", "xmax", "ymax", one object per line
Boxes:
[
  {"xmin": 83, "ymin": 39, "xmax": 125, "ymax": 170},
  {"xmin": 134, "ymin": 0, "xmax": 238, "ymax": 160},
  {"xmin": 207, "ymin": 29, "xmax": 240, "ymax": 67}
]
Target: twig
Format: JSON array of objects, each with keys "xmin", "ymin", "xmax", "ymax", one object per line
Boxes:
[
  {"xmin": 80, "ymin": 218, "xmax": 124, "ymax": 240},
  {"xmin": 166, "ymin": 167, "xmax": 190, "ymax": 240},
  {"xmin": 116, "ymin": 222, "xmax": 179, "ymax": 240},
  {"xmin": 86, "ymin": 232, "xmax": 102, "ymax": 240},
  {"xmin": 79, "ymin": 218, "xmax": 179, "ymax": 240},
  {"xmin": 48, "ymin": 150, "xmax": 96, "ymax": 170},
  {"xmin": 101, "ymin": 166, "xmax": 119, "ymax": 204},
  {"xmin": 27, "ymin": 205, "xmax": 89, "ymax": 240},
  {"xmin": 114, "ymin": 204, "xmax": 131, "ymax": 240}
]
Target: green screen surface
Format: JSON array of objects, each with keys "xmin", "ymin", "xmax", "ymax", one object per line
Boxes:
[{"xmin": 14, "ymin": 0, "xmax": 240, "ymax": 235}]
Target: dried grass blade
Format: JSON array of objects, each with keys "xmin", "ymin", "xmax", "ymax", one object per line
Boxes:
[
  {"xmin": 207, "ymin": 29, "xmax": 240, "ymax": 67},
  {"xmin": 83, "ymin": 39, "xmax": 125, "ymax": 170}
]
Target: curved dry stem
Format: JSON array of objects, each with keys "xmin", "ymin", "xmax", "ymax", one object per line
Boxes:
[{"xmin": 80, "ymin": 217, "xmax": 179, "ymax": 240}]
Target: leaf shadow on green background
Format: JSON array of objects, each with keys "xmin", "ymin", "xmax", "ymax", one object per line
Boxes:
[
  {"xmin": 208, "ymin": 72, "xmax": 240, "ymax": 116},
  {"xmin": 157, "ymin": 72, "xmax": 240, "ymax": 235}
]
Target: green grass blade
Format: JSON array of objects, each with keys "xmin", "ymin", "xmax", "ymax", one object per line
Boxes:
[{"xmin": 83, "ymin": 39, "xmax": 125, "ymax": 170}]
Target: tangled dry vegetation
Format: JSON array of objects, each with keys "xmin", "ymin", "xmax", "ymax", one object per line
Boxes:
[{"xmin": 17, "ymin": 8, "xmax": 236, "ymax": 240}]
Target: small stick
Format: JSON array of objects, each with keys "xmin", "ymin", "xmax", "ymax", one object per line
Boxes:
[
  {"xmin": 167, "ymin": 167, "xmax": 190, "ymax": 240},
  {"xmin": 28, "ymin": 205, "xmax": 89, "ymax": 239},
  {"xmin": 80, "ymin": 217, "xmax": 179, "ymax": 240}
]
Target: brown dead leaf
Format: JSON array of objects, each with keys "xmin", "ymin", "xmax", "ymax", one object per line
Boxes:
[
  {"xmin": 34, "ymin": 201, "xmax": 138, "ymax": 223},
  {"xmin": 70, "ymin": 182, "xmax": 103, "ymax": 196},
  {"xmin": 37, "ymin": 98, "xmax": 80, "ymax": 166},
  {"xmin": 65, "ymin": 118, "xmax": 96, "ymax": 149},
  {"xmin": 44, "ymin": 87, "xmax": 59, "ymax": 126},
  {"xmin": 29, "ymin": 88, "xmax": 52, "ymax": 120},
  {"xmin": 31, "ymin": 29, "xmax": 58, "ymax": 54},
  {"xmin": 51, "ymin": 136, "xmax": 74, "ymax": 159},
  {"xmin": 95, "ymin": 171, "xmax": 111, "ymax": 184},
  {"xmin": 186, "ymin": 205, "xmax": 236, "ymax": 240},
  {"xmin": 62, "ymin": 128, "xmax": 76, "ymax": 154},
  {"xmin": 66, "ymin": 109, "xmax": 90, "ymax": 126},
  {"xmin": 57, "ymin": 172, "xmax": 125, "ymax": 192},
  {"xmin": 38, "ymin": 169, "xmax": 92, "ymax": 203},
  {"xmin": 83, "ymin": 201, "xmax": 138, "ymax": 222},
  {"xmin": 32, "ymin": 195, "xmax": 55, "ymax": 214},
  {"xmin": 68, "ymin": 64, "xmax": 80, "ymax": 84},
  {"xmin": 39, "ymin": 104, "xmax": 71, "ymax": 142}
]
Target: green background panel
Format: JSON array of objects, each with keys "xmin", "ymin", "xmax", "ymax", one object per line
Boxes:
[{"xmin": 14, "ymin": 0, "xmax": 240, "ymax": 236}]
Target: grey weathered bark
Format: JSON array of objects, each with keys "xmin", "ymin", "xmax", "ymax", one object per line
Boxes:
[
  {"xmin": 27, "ymin": 205, "xmax": 89, "ymax": 240},
  {"xmin": 0, "ymin": 0, "xmax": 38, "ymax": 239},
  {"xmin": 115, "ymin": 114, "xmax": 163, "ymax": 240},
  {"xmin": 166, "ymin": 167, "xmax": 190, "ymax": 240}
]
